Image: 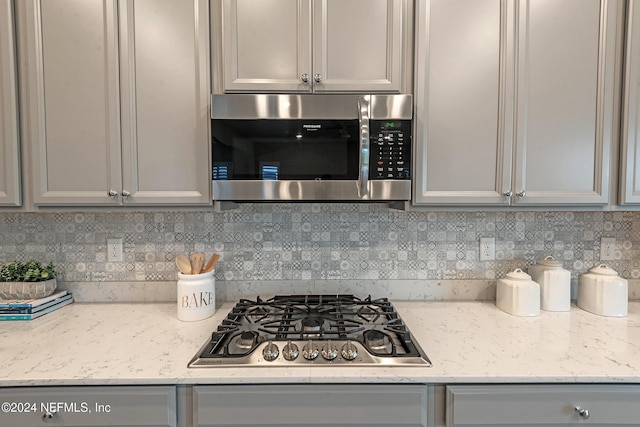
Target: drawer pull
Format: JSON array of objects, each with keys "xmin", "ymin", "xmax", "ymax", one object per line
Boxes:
[
  {"xmin": 574, "ymin": 406, "xmax": 590, "ymax": 419},
  {"xmin": 41, "ymin": 411, "xmax": 55, "ymax": 422}
]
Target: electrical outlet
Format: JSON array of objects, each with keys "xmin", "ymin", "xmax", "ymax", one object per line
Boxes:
[
  {"xmin": 600, "ymin": 237, "xmax": 615, "ymax": 261},
  {"xmin": 107, "ymin": 238, "xmax": 123, "ymax": 262},
  {"xmin": 480, "ymin": 237, "xmax": 495, "ymax": 261}
]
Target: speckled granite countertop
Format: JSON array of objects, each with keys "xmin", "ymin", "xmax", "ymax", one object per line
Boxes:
[{"xmin": 1, "ymin": 300, "xmax": 639, "ymax": 386}]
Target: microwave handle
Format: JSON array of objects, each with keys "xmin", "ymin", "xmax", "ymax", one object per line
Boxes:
[{"xmin": 357, "ymin": 96, "xmax": 370, "ymax": 199}]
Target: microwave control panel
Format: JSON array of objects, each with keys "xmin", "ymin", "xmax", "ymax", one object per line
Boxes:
[{"xmin": 370, "ymin": 120, "xmax": 411, "ymax": 180}]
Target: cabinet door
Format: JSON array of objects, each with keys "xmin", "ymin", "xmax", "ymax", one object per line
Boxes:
[
  {"xmin": 512, "ymin": 0, "xmax": 621, "ymax": 205},
  {"xmin": 413, "ymin": 0, "xmax": 514, "ymax": 205},
  {"xmin": 119, "ymin": 0, "xmax": 211, "ymax": 205},
  {"xmin": 620, "ymin": 0, "xmax": 640, "ymax": 204},
  {"xmin": 0, "ymin": 0, "xmax": 21, "ymax": 207},
  {"xmin": 0, "ymin": 385, "xmax": 176, "ymax": 427},
  {"xmin": 446, "ymin": 384, "xmax": 640, "ymax": 426},
  {"xmin": 312, "ymin": 0, "xmax": 404, "ymax": 93},
  {"xmin": 220, "ymin": 0, "xmax": 312, "ymax": 92},
  {"xmin": 193, "ymin": 384, "xmax": 428, "ymax": 427},
  {"xmin": 18, "ymin": 0, "xmax": 123, "ymax": 206}
]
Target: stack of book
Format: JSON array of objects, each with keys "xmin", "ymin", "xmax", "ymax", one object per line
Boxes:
[{"xmin": 0, "ymin": 290, "xmax": 74, "ymax": 321}]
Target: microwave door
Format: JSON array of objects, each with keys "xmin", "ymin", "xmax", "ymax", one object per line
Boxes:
[{"xmin": 210, "ymin": 94, "xmax": 412, "ymax": 201}]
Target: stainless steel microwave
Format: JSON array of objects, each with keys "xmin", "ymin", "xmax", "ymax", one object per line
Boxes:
[{"xmin": 210, "ymin": 94, "xmax": 412, "ymax": 201}]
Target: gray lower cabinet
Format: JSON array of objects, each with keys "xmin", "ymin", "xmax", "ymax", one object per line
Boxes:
[
  {"xmin": 212, "ymin": 0, "xmax": 409, "ymax": 93},
  {"xmin": 16, "ymin": 0, "xmax": 211, "ymax": 207},
  {"xmin": 619, "ymin": 0, "xmax": 640, "ymax": 204},
  {"xmin": 191, "ymin": 384, "xmax": 428, "ymax": 427},
  {"xmin": 413, "ymin": 0, "xmax": 622, "ymax": 206},
  {"xmin": 0, "ymin": 385, "xmax": 176, "ymax": 427},
  {"xmin": 445, "ymin": 385, "xmax": 640, "ymax": 426},
  {"xmin": 0, "ymin": 0, "xmax": 21, "ymax": 207}
]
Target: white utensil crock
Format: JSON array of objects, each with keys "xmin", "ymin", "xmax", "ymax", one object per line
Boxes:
[
  {"xmin": 577, "ymin": 264, "xmax": 627, "ymax": 317},
  {"xmin": 177, "ymin": 270, "xmax": 216, "ymax": 321},
  {"xmin": 496, "ymin": 269, "xmax": 541, "ymax": 317},
  {"xmin": 528, "ymin": 256, "xmax": 571, "ymax": 312}
]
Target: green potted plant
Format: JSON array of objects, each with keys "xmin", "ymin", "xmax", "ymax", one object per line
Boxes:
[{"xmin": 0, "ymin": 260, "xmax": 58, "ymax": 300}]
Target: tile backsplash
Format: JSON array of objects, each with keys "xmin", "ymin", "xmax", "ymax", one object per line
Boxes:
[{"xmin": 1, "ymin": 204, "xmax": 640, "ymax": 287}]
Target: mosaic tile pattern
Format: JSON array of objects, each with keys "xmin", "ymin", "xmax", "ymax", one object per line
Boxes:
[{"xmin": 1, "ymin": 205, "xmax": 640, "ymax": 283}]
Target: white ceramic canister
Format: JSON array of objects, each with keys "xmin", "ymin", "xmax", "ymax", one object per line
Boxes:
[
  {"xmin": 496, "ymin": 268, "xmax": 541, "ymax": 317},
  {"xmin": 528, "ymin": 256, "xmax": 571, "ymax": 312},
  {"xmin": 177, "ymin": 270, "xmax": 216, "ymax": 321},
  {"xmin": 577, "ymin": 264, "xmax": 628, "ymax": 317}
]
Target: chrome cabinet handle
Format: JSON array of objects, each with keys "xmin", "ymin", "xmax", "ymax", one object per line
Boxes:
[
  {"xmin": 121, "ymin": 190, "xmax": 131, "ymax": 197},
  {"xmin": 301, "ymin": 73, "xmax": 310, "ymax": 83},
  {"xmin": 314, "ymin": 73, "xmax": 322, "ymax": 83},
  {"xmin": 503, "ymin": 191, "xmax": 513, "ymax": 197},
  {"xmin": 41, "ymin": 411, "xmax": 55, "ymax": 422},
  {"xmin": 516, "ymin": 190, "xmax": 526, "ymax": 197},
  {"xmin": 107, "ymin": 190, "xmax": 118, "ymax": 197},
  {"xmin": 574, "ymin": 406, "xmax": 590, "ymax": 419}
]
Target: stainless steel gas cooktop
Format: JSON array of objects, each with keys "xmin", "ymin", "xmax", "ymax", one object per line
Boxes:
[{"xmin": 188, "ymin": 294, "xmax": 432, "ymax": 367}]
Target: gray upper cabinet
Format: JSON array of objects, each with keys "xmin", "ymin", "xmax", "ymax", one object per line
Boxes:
[
  {"xmin": 17, "ymin": 0, "xmax": 211, "ymax": 207},
  {"xmin": 620, "ymin": 0, "xmax": 640, "ymax": 205},
  {"xmin": 511, "ymin": 0, "xmax": 620, "ymax": 206},
  {"xmin": 0, "ymin": 0, "xmax": 21, "ymax": 207},
  {"xmin": 414, "ymin": 0, "xmax": 622, "ymax": 206},
  {"xmin": 214, "ymin": 0, "xmax": 409, "ymax": 93},
  {"xmin": 414, "ymin": 0, "xmax": 512, "ymax": 205}
]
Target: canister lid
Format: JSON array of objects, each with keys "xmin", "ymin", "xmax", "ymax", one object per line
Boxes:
[
  {"xmin": 588, "ymin": 264, "xmax": 619, "ymax": 276},
  {"xmin": 505, "ymin": 268, "xmax": 532, "ymax": 281},
  {"xmin": 535, "ymin": 255, "xmax": 563, "ymax": 268}
]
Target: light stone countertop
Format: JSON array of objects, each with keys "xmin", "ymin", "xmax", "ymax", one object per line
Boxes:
[{"xmin": 1, "ymin": 300, "xmax": 639, "ymax": 387}]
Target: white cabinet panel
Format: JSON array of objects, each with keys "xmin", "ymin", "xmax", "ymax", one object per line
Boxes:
[
  {"xmin": 513, "ymin": 0, "xmax": 617, "ymax": 205},
  {"xmin": 414, "ymin": 0, "xmax": 512, "ymax": 205},
  {"xmin": 413, "ymin": 0, "xmax": 622, "ymax": 207},
  {"xmin": 119, "ymin": 0, "xmax": 211, "ymax": 205},
  {"xmin": 0, "ymin": 0, "xmax": 21, "ymax": 207},
  {"xmin": 17, "ymin": 0, "xmax": 211, "ymax": 207},
  {"xmin": 221, "ymin": 0, "xmax": 312, "ymax": 92},
  {"xmin": 20, "ymin": 0, "xmax": 121, "ymax": 205},
  {"xmin": 620, "ymin": 0, "xmax": 640, "ymax": 204},
  {"xmin": 215, "ymin": 0, "xmax": 408, "ymax": 93},
  {"xmin": 312, "ymin": 0, "xmax": 403, "ymax": 92}
]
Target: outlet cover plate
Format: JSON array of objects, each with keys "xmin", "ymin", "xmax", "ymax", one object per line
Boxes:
[
  {"xmin": 480, "ymin": 237, "xmax": 495, "ymax": 261},
  {"xmin": 600, "ymin": 237, "xmax": 615, "ymax": 261},
  {"xmin": 107, "ymin": 238, "xmax": 123, "ymax": 262}
]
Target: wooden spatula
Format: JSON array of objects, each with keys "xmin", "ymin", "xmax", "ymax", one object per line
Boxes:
[
  {"xmin": 189, "ymin": 253, "xmax": 205, "ymax": 274},
  {"xmin": 175, "ymin": 254, "xmax": 192, "ymax": 274},
  {"xmin": 202, "ymin": 253, "xmax": 220, "ymax": 273}
]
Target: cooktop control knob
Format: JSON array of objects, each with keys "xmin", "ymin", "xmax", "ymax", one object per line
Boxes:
[
  {"xmin": 262, "ymin": 341, "xmax": 279, "ymax": 362},
  {"xmin": 341, "ymin": 340, "xmax": 358, "ymax": 361},
  {"xmin": 321, "ymin": 341, "xmax": 339, "ymax": 360},
  {"xmin": 302, "ymin": 340, "xmax": 319, "ymax": 360},
  {"xmin": 282, "ymin": 341, "xmax": 300, "ymax": 361}
]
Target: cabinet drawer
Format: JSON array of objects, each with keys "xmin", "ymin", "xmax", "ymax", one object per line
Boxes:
[
  {"xmin": 0, "ymin": 385, "xmax": 176, "ymax": 427},
  {"xmin": 446, "ymin": 385, "xmax": 640, "ymax": 426},
  {"xmin": 194, "ymin": 384, "xmax": 427, "ymax": 427}
]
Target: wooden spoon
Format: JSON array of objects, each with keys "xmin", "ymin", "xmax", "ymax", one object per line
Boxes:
[
  {"xmin": 190, "ymin": 253, "xmax": 205, "ymax": 274},
  {"xmin": 175, "ymin": 254, "xmax": 192, "ymax": 274},
  {"xmin": 202, "ymin": 253, "xmax": 220, "ymax": 273}
]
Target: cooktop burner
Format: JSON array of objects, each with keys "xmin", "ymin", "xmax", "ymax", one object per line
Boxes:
[{"xmin": 188, "ymin": 294, "xmax": 432, "ymax": 367}]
